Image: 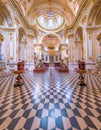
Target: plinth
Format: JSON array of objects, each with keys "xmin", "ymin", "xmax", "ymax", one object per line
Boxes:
[
  {"xmin": 76, "ymin": 70, "xmax": 87, "ymax": 86},
  {"xmin": 13, "ymin": 70, "xmax": 24, "ymax": 86}
]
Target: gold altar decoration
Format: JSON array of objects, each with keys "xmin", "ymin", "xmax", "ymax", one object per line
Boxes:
[
  {"xmin": 48, "ymin": 43, "xmax": 55, "ymax": 49},
  {"xmin": 0, "ymin": 34, "xmax": 4, "ymax": 42}
]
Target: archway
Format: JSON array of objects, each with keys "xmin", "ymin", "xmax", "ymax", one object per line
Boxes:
[
  {"xmin": 18, "ymin": 27, "xmax": 27, "ymax": 61},
  {"xmin": 42, "ymin": 34, "xmax": 61, "ymax": 65},
  {"xmin": 0, "ymin": 1, "xmax": 13, "ymax": 62},
  {"xmin": 87, "ymin": 0, "xmax": 101, "ymax": 60},
  {"xmin": 74, "ymin": 27, "xmax": 83, "ymax": 61}
]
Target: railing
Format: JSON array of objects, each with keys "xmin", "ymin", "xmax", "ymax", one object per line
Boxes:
[
  {"xmin": 68, "ymin": 62, "xmax": 95, "ymax": 70},
  {"xmin": 0, "ymin": 61, "xmax": 6, "ymax": 71}
]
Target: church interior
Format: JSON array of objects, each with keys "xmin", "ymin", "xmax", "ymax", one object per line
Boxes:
[{"xmin": 0, "ymin": 0, "xmax": 101, "ymax": 129}]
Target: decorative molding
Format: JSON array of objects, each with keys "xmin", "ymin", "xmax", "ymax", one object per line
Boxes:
[
  {"xmin": 0, "ymin": 34, "xmax": 4, "ymax": 42},
  {"xmin": 86, "ymin": 25, "xmax": 101, "ymax": 31},
  {"xmin": 0, "ymin": 27, "xmax": 15, "ymax": 32},
  {"xmin": 97, "ymin": 32, "xmax": 101, "ymax": 41}
]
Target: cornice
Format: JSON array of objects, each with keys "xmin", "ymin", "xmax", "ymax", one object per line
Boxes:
[
  {"xmin": 0, "ymin": 27, "xmax": 15, "ymax": 32},
  {"xmin": 86, "ymin": 25, "xmax": 101, "ymax": 31}
]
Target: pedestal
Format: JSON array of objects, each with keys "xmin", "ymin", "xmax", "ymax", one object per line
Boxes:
[
  {"xmin": 13, "ymin": 70, "xmax": 24, "ymax": 86},
  {"xmin": 76, "ymin": 70, "xmax": 87, "ymax": 86}
]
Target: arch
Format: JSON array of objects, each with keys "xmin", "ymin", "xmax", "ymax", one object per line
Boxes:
[
  {"xmin": 41, "ymin": 33, "xmax": 61, "ymax": 43},
  {"xmin": 18, "ymin": 27, "xmax": 27, "ymax": 43},
  {"xmin": 74, "ymin": 27, "xmax": 83, "ymax": 61},
  {"xmin": 42, "ymin": 34, "xmax": 61, "ymax": 53},
  {"xmin": 0, "ymin": 1, "xmax": 13, "ymax": 26},
  {"xmin": 87, "ymin": 0, "xmax": 101, "ymax": 26},
  {"xmin": 42, "ymin": 34, "xmax": 61, "ymax": 47},
  {"xmin": 18, "ymin": 27, "xmax": 27, "ymax": 61},
  {"xmin": 75, "ymin": 27, "xmax": 83, "ymax": 42}
]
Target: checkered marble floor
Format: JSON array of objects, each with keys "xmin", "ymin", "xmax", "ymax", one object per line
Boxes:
[{"xmin": 0, "ymin": 68, "xmax": 101, "ymax": 130}]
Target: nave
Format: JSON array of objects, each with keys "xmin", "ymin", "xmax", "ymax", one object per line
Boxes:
[{"xmin": 0, "ymin": 69, "xmax": 101, "ymax": 130}]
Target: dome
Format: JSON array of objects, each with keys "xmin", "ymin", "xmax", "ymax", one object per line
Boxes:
[{"xmin": 36, "ymin": 8, "xmax": 65, "ymax": 32}]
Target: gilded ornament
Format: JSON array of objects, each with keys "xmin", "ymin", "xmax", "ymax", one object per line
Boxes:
[
  {"xmin": 0, "ymin": 34, "xmax": 4, "ymax": 42},
  {"xmin": 81, "ymin": 16, "xmax": 87, "ymax": 23},
  {"xmin": 97, "ymin": 32, "xmax": 101, "ymax": 41}
]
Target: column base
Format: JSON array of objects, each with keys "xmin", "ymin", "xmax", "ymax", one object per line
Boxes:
[{"xmin": 14, "ymin": 80, "xmax": 24, "ymax": 86}]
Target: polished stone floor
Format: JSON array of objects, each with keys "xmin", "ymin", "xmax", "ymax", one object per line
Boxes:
[{"xmin": 0, "ymin": 68, "xmax": 101, "ymax": 130}]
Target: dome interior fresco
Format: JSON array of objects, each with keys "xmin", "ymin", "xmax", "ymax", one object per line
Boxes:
[{"xmin": 36, "ymin": 11, "xmax": 65, "ymax": 31}]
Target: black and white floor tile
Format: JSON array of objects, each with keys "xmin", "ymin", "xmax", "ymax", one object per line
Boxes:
[{"xmin": 0, "ymin": 68, "xmax": 101, "ymax": 130}]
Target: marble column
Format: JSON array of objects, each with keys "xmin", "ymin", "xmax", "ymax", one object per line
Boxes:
[
  {"xmin": 86, "ymin": 30, "xmax": 93, "ymax": 61},
  {"xmin": 0, "ymin": 34, "xmax": 4, "ymax": 61},
  {"xmin": 24, "ymin": 43, "xmax": 27, "ymax": 61},
  {"xmin": 97, "ymin": 32, "xmax": 101, "ymax": 56},
  {"xmin": 82, "ymin": 26, "xmax": 88, "ymax": 61},
  {"xmin": 75, "ymin": 42, "xmax": 78, "ymax": 61},
  {"xmin": 0, "ymin": 42, "xmax": 2, "ymax": 61}
]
